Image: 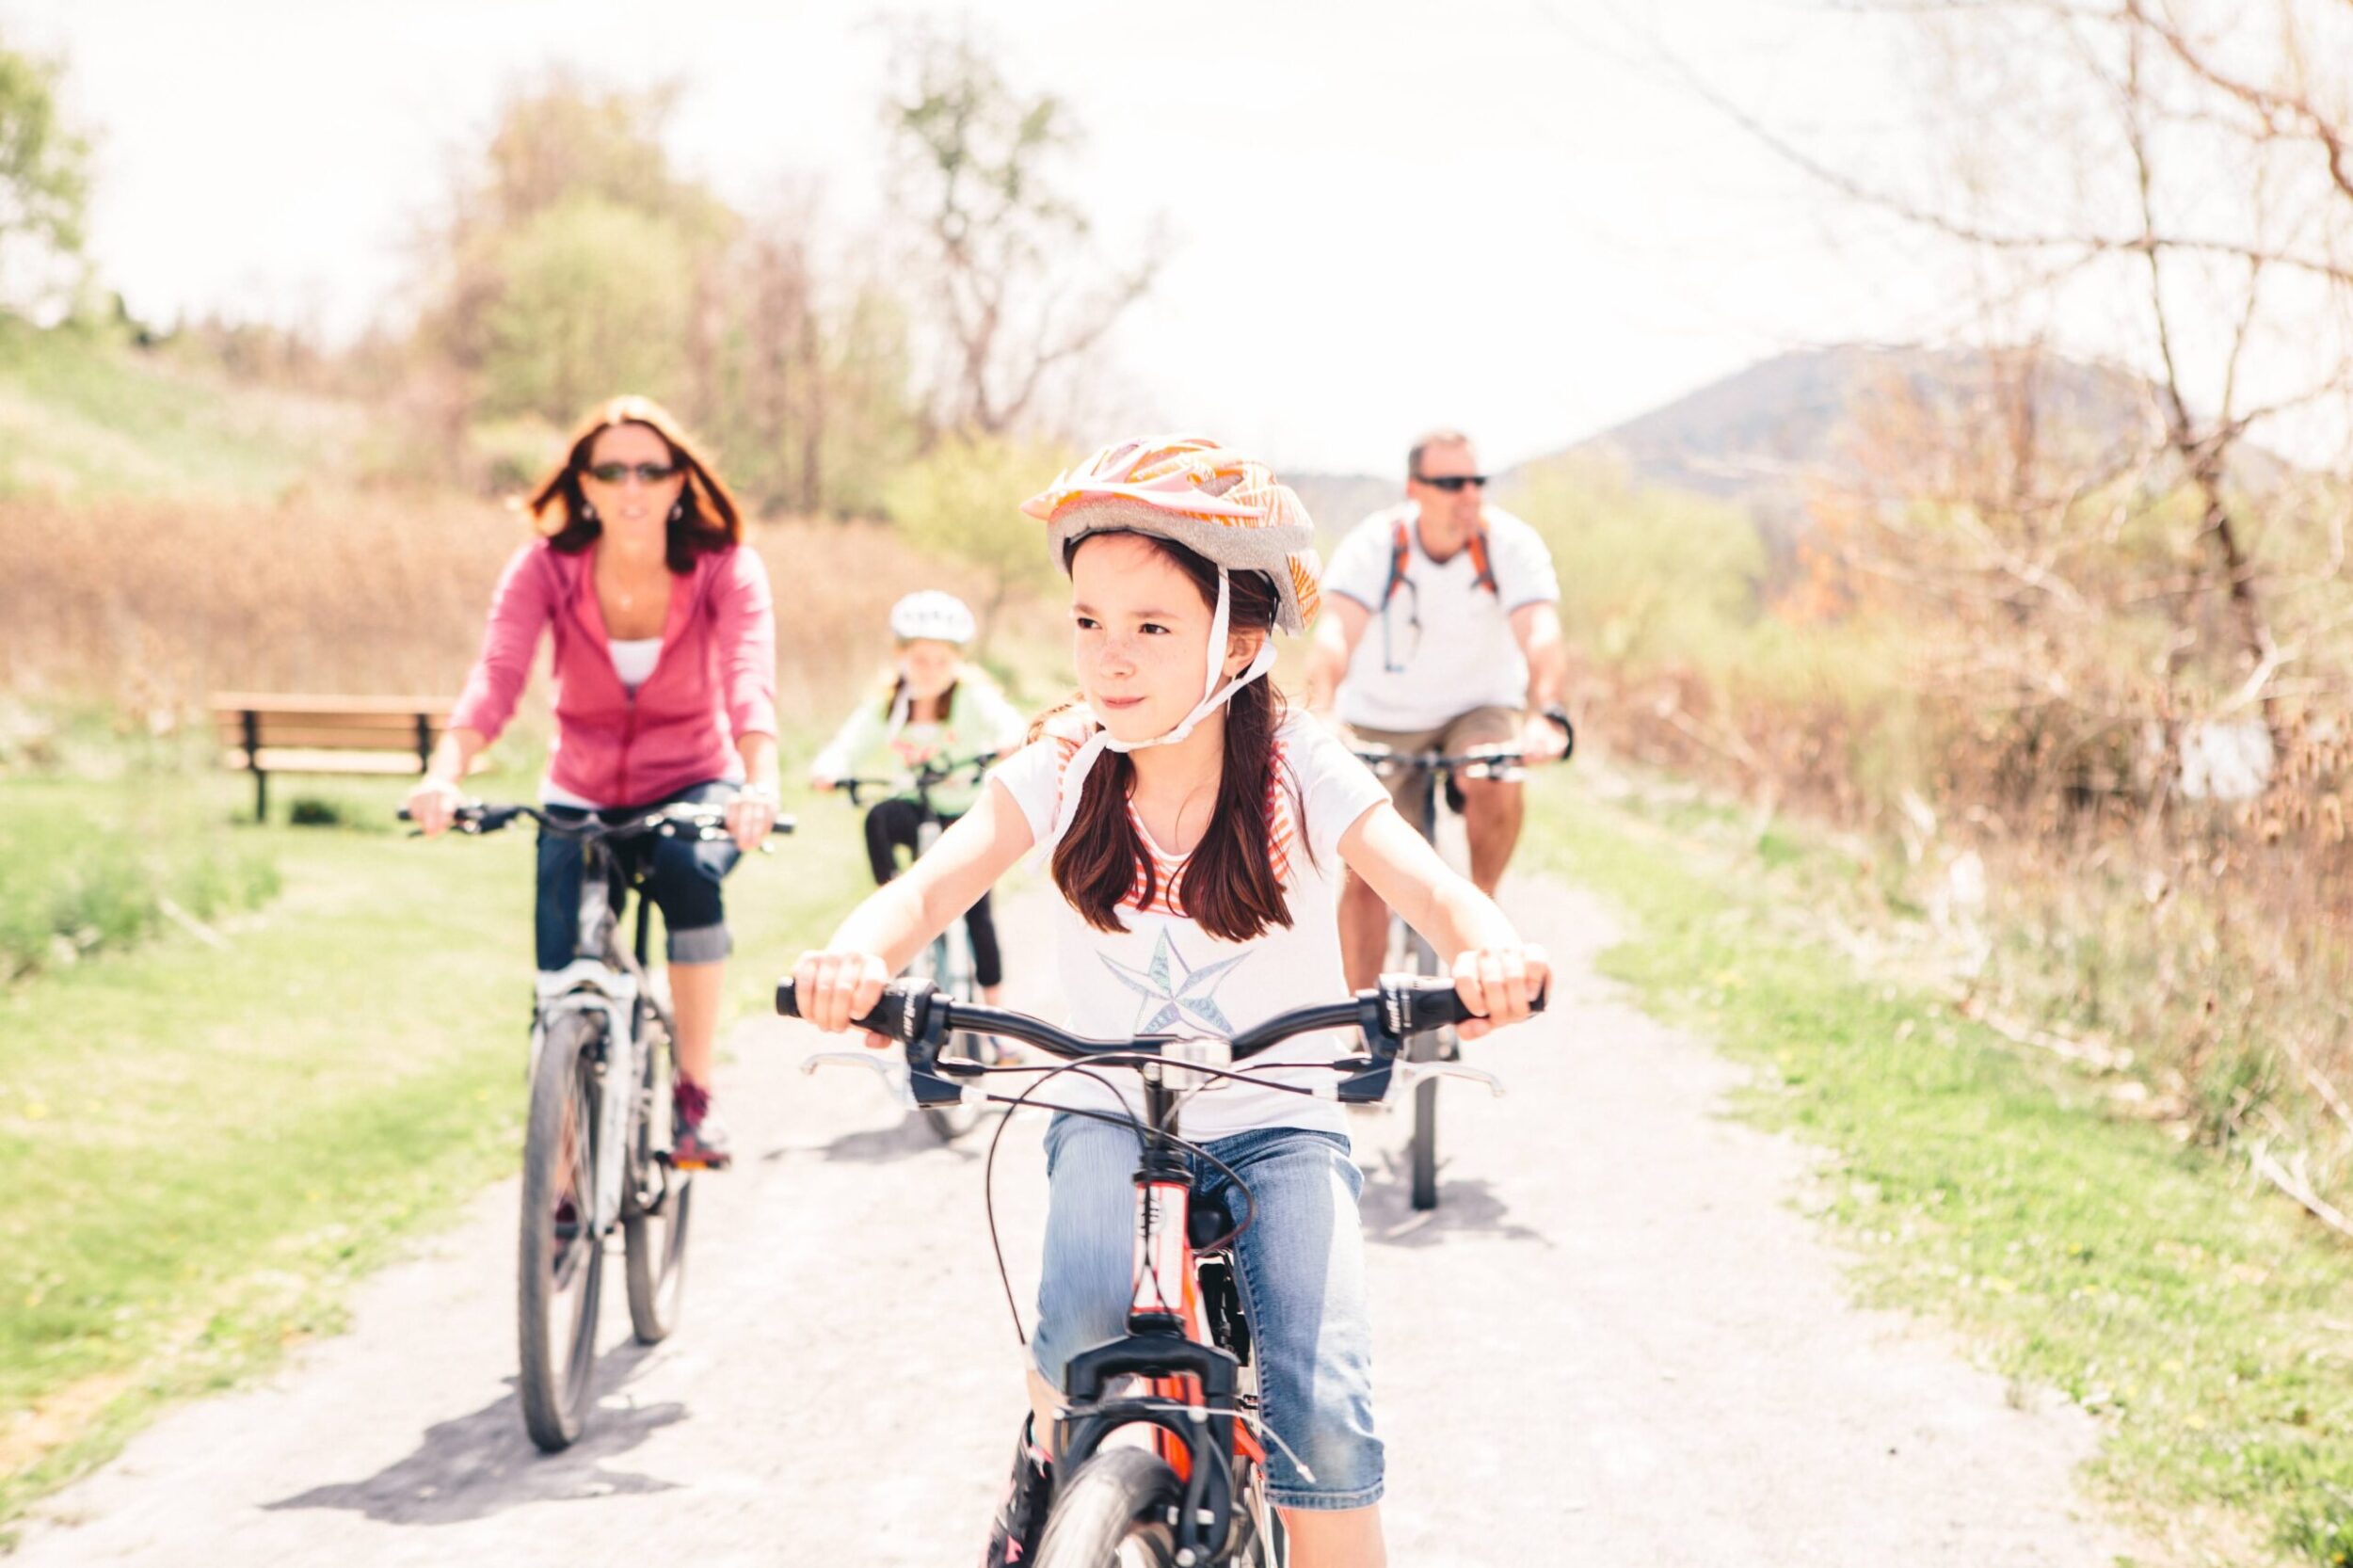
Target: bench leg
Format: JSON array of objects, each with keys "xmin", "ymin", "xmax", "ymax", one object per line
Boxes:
[{"xmin": 253, "ymin": 770, "xmax": 267, "ymax": 824}]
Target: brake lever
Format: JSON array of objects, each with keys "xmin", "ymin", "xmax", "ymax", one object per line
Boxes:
[
  {"xmin": 1394, "ymin": 1059, "xmax": 1507, "ymax": 1098},
  {"xmin": 1327, "ymin": 1058, "xmax": 1508, "ymax": 1107},
  {"xmin": 799, "ymin": 1051, "xmax": 933, "ymax": 1111}
]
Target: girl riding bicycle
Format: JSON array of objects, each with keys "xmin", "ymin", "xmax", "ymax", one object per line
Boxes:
[
  {"xmin": 408, "ymin": 395, "xmax": 781, "ymax": 1171},
  {"xmin": 808, "ymin": 590, "xmax": 1026, "ymax": 1006},
  {"xmin": 792, "ymin": 436, "xmax": 1547, "ymax": 1568}
]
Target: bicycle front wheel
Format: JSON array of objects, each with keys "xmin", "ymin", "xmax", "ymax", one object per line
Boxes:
[
  {"xmin": 518, "ymin": 1013, "xmax": 605, "ymax": 1451},
  {"xmin": 1033, "ymin": 1448, "xmax": 1183, "ymax": 1568},
  {"xmin": 1405, "ymin": 925, "xmax": 1449, "ymax": 1212},
  {"xmin": 624, "ymin": 1003, "xmax": 693, "ymax": 1343}
]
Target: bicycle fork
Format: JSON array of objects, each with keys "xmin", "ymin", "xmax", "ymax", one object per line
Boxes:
[{"xmin": 535, "ymin": 972, "xmax": 643, "ymax": 1233}]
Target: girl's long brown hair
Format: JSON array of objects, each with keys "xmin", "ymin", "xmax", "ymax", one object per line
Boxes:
[
  {"xmin": 525, "ymin": 394, "xmax": 744, "ymax": 574},
  {"xmin": 1046, "ymin": 533, "xmax": 1305, "ymax": 944}
]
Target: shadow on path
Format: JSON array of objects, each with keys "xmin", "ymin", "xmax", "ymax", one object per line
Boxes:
[
  {"xmin": 1358, "ymin": 1161, "xmax": 1549, "ymax": 1250},
  {"xmin": 813, "ymin": 1114, "xmax": 985, "ymax": 1165},
  {"xmin": 265, "ymin": 1344, "xmax": 686, "ymax": 1526}
]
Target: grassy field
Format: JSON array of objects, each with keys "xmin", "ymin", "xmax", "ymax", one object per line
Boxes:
[
  {"xmin": 0, "ymin": 760, "xmax": 876, "ymax": 1534},
  {"xmin": 1536, "ymin": 780, "xmax": 2353, "ymax": 1567},
  {"xmin": 0, "ymin": 771, "xmax": 280, "ymax": 982},
  {"xmin": 0, "ymin": 320, "xmax": 362, "ymax": 504}
]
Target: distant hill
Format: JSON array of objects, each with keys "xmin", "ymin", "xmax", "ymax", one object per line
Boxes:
[
  {"xmin": 1285, "ymin": 345, "xmax": 2191, "ymax": 543},
  {"xmin": 1521, "ymin": 343, "xmax": 2287, "ymax": 503}
]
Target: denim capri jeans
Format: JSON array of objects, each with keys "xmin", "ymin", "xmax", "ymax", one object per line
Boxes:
[
  {"xmin": 534, "ymin": 780, "xmax": 743, "ymax": 970},
  {"xmin": 1031, "ymin": 1112, "xmax": 1385, "ymax": 1511}
]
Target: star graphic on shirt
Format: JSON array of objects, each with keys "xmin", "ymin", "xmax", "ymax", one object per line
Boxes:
[{"xmin": 1099, "ymin": 930, "xmax": 1252, "ymax": 1037}]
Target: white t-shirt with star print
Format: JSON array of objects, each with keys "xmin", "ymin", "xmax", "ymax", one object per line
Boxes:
[{"xmin": 987, "ymin": 711, "xmax": 1392, "ymax": 1141}]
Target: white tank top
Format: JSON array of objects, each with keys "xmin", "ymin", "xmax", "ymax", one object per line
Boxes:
[{"xmin": 609, "ymin": 636, "xmax": 662, "ymax": 693}]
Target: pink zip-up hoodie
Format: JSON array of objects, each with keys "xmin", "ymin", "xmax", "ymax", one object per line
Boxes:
[{"xmin": 448, "ymin": 538, "xmax": 777, "ymax": 809}]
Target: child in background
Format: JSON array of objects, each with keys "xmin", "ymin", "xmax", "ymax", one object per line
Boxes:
[{"xmin": 809, "ymin": 591, "xmax": 1027, "ymax": 1004}]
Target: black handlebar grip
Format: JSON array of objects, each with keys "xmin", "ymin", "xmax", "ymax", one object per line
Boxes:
[
  {"xmin": 774, "ymin": 975, "xmax": 926, "ymax": 1041},
  {"xmin": 1547, "ymin": 707, "xmax": 1576, "ymax": 762},
  {"xmin": 1383, "ymin": 973, "xmax": 1551, "ymax": 1033}
]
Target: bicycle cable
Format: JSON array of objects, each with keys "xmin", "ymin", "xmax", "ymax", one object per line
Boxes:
[{"xmin": 972, "ymin": 1052, "xmax": 1285, "ymax": 1344}]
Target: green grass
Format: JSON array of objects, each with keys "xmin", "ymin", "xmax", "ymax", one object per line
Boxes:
[
  {"xmin": 0, "ymin": 319, "xmax": 359, "ymax": 502},
  {"xmin": 0, "ymin": 778, "xmax": 280, "ymax": 981},
  {"xmin": 1535, "ymin": 783, "xmax": 2353, "ymax": 1566},
  {"xmin": 0, "ymin": 762, "xmax": 875, "ymax": 1531}
]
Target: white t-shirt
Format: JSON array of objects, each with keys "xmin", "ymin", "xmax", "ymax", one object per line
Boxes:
[
  {"xmin": 988, "ymin": 711, "xmax": 1391, "ymax": 1141},
  {"xmin": 1324, "ymin": 503, "xmax": 1561, "ymax": 731}
]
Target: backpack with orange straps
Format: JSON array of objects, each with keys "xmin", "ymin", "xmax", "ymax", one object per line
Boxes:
[{"xmin": 1383, "ymin": 516, "xmax": 1497, "ymax": 609}]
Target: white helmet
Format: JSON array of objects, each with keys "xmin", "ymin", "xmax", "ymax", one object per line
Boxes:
[{"xmin": 888, "ymin": 590, "xmax": 976, "ymax": 645}]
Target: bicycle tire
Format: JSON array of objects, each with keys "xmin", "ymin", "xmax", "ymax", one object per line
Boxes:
[
  {"xmin": 623, "ymin": 1000, "xmax": 692, "ymax": 1344},
  {"xmin": 1033, "ymin": 1447, "xmax": 1183, "ymax": 1568},
  {"xmin": 518, "ymin": 1013, "xmax": 604, "ymax": 1452},
  {"xmin": 1405, "ymin": 926, "xmax": 1449, "ymax": 1212}
]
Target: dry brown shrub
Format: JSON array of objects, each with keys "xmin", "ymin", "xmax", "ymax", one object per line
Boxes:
[{"xmin": 0, "ymin": 492, "xmax": 1010, "ymax": 730}]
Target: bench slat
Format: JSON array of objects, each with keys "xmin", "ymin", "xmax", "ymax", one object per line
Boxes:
[
  {"xmin": 221, "ymin": 748, "xmax": 429, "ymax": 776},
  {"xmin": 212, "ymin": 723, "xmax": 437, "ymax": 751},
  {"xmin": 209, "ymin": 693, "xmax": 455, "ymax": 717},
  {"xmin": 212, "ymin": 711, "xmax": 438, "ymax": 734}
]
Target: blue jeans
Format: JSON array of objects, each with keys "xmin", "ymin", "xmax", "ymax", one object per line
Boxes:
[
  {"xmin": 534, "ymin": 780, "xmax": 742, "ymax": 970},
  {"xmin": 1032, "ymin": 1114, "xmax": 1384, "ymax": 1510}
]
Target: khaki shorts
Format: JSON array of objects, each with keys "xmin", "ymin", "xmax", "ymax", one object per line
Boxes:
[{"xmin": 1347, "ymin": 705, "xmax": 1522, "ymax": 820}]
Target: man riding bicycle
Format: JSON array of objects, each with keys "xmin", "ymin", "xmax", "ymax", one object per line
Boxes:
[{"xmin": 1306, "ymin": 428, "xmax": 1571, "ymax": 990}]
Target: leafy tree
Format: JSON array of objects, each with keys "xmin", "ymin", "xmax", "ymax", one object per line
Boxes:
[
  {"xmin": 690, "ymin": 200, "xmax": 919, "ymax": 516},
  {"xmin": 883, "ymin": 26, "xmax": 1160, "ymax": 436},
  {"xmin": 478, "ymin": 197, "xmax": 693, "ymax": 422},
  {"xmin": 422, "ymin": 73, "xmax": 728, "ymax": 415},
  {"xmin": 0, "ymin": 38, "xmax": 91, "ymax": 316}
]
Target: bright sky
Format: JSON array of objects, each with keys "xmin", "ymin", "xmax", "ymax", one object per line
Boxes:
[{"xmin": 7, "ymin": 0, "xmax": 1965, "ymax": 474}]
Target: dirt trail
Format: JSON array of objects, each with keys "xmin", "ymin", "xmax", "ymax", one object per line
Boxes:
[{"xmin": 13, "ymin": 875, "xmax": 2135, "ymax": 1566}]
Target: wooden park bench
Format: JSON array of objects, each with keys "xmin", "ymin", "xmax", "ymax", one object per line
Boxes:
[{"xmin": 209, "ymin": 693, "xmax": 481, "ymax": 822}]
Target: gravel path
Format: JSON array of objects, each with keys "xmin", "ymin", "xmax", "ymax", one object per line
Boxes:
[{"xmin": 13, "ymin": 874, "xmax": 2137, "ymax": 1566}]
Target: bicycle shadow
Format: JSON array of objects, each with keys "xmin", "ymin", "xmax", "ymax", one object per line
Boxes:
[
  {"xmin": 264, "ymin": 1343, "xmax": 686, "ymax": 1526},
  {"xmin": 808, "ymin": 1113, "xmax": 990, "ymax": 1165},
  {"xmin": 1358, "ymin": 1162, "xmax": 1551, "ymax": 1250}
]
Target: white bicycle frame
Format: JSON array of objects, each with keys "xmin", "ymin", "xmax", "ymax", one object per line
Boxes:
[{"xmin": 531, "ymin": 867, "xmax": 648, "ymax": 1235}]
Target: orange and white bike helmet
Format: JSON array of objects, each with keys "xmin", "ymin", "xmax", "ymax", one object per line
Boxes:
[
  {"xmin": 1021, "ymin": 435, "xmax": 1323, "ymax": 839},
  {"xmin": 1021, "ymin": 434, "xmax": 1322, "ymax": 635}
]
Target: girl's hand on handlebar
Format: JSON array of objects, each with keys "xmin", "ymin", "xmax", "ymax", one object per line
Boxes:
[
  {"xmin": 404, "ymin": 776, "xmax": 465, "ymax": 838},
  {"xmin": 1452, "ymin": 942, "xmax": 1551, "ymax": 1039},
  {"xmin": 790, "ymin": 948, "xmax": 893, "ymax": 1048},
  {"xmin": 807, "ymin": 772, "xmax": 838, "ymax": 793}
]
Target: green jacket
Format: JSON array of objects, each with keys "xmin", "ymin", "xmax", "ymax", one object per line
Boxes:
[{"xmin": 810, "ymin": 672, "xmax": 1028, "ymax": 816}]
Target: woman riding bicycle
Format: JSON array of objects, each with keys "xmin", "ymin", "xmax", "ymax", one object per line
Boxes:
[
  {"xmin": 808, "ymin": 590, "xmax": 1026, "ymax": 1006},
  {"xmin": 791, "ymin": 436, "xmax": 1548, "ymax": 1568},
  {"xmin": 406, "ymin": 394, "xmax": 781, "ymax": 1171}
]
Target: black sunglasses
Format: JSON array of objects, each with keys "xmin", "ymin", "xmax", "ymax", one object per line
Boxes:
[
  {"xmin": 584, "ymin": 461, "xmax": 681, "ymax": 485},
  {"xmin": 1412, "ymin": 472, "xmax": 1488, "ymax": 492}
]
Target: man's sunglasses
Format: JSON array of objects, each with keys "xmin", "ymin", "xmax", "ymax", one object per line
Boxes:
[
  {"xmin": 1412, "ymin": 472, "xmax": 1487, "ymax": 492},
  {"xmin": 584, "ymin": 461, "xmax": 681, "ymax": 485}
]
